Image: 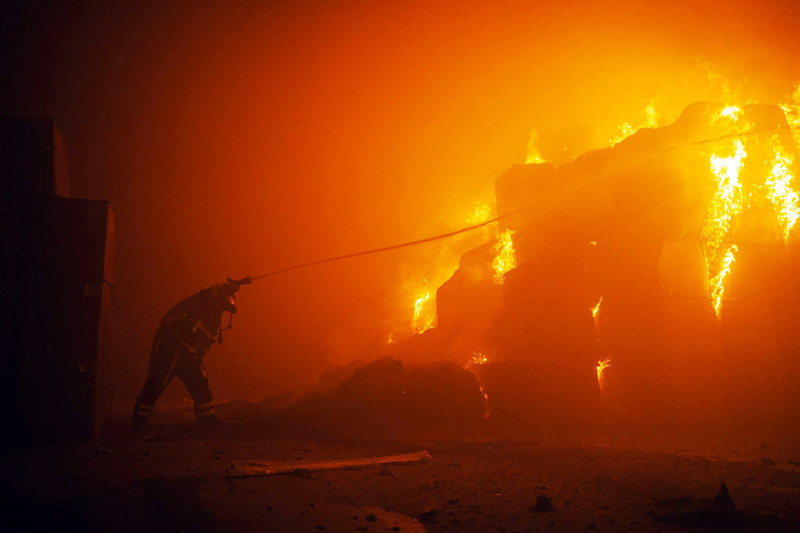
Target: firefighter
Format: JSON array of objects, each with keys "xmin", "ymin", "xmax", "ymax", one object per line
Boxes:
[{"xmin": 132, "ymin": 277, "xmax": 250, "ymax": 431}]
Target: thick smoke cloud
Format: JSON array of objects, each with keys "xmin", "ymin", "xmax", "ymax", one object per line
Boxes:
[{"xmin": 2, "ymin": 0, "xmax": 798, "ymax": 401}]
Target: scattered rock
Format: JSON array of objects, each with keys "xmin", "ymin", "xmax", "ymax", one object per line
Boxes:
[
  {"xmin": 653, "ymin": 482, "xmax": 743, "ymax": 527},
  {"xmin": 532, "ymin": 495, "xmax": 557, "ymax": 513},
  {"xmin": 713, "ymin": 482, "xmax": 736, "ymax": 514},
  {"xmin": 419, "ymin": 510, "xmax": 440, "ymax": 523}
]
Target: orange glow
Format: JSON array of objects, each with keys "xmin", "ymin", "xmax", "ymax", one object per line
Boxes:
[{"xmin": 492, "ymin": 228, "xmax": 516, "ymax": 284}]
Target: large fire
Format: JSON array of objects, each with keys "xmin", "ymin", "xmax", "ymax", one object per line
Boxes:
[
  {"xmin": 388, "ymin": 80, "xmax": 800, "ymax": 414},
  {"xmin": 608, "ymin": 95, "xmax": 800, "ymax": 318}
]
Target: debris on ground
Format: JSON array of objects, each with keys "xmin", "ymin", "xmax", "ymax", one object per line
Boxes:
[{"xmin": 226, "ymin": 450, "xmax": 432, "ymax": 477}]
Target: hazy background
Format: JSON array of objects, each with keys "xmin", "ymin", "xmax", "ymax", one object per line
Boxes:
[{"xmin": 2, "ymin": 0, "xmax": 798, "ymax": 402}]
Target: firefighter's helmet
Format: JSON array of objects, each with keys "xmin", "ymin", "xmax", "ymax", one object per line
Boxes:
[{"xmin": 211, "ymin": 283, "xmax": 238, "ymax": 314}]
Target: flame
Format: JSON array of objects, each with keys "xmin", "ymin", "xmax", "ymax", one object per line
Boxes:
[
  {"xmin": 468, "ymin": 201, "xmax": 494, "ymax": 225},
  {"xmin": 764, "ymin": 149, "xmax": 800, "ymax": 242},
  {"xmin": 525, "ymin": 129, "xmax": 546, "ymax": 164},
  {"xmin": 596, "ymin": 357, "xmax": 611, "ymax": 397},
  {"xmin": 412, "ymin": 291, "xmax": 436, "ymax": 333},
  {"xmin": 479, "ymin": 386, "xmax": 490, "ymax": 419},
  {"xmin": 779, "ymin": 84, "xmax": 800, "ymax": 148},
  {"xmin": 590, "ymin": 296, "xmax": 603, "ymax": 319},
  {"xmin": 702, "ymin": 134, "xmax": 746, "ymax": 316},
  {"xmin": 393, "ymin": 200, "xmax": 498, "ymax": 340},
  {"xmin": 463, "ymin": 352, "xmax": 490, "ymax": 418},
  {"xmin": 469, "ymin": 352, "xmax": 488, "ymax": 366},
  {"xmin": 609, "ymin": 99, "xmax": 660, "ymax": 146},
  {"xmin": 491, "ymin": 228, "xmax": 516, "ymax": 284},
  {"xmin": 710, "ymin": 244, "xmax": 738, "ymax": 316},
  {"xmin": 609, "ymin": 122, "xmax": 636, "ymax": 147},
  {"xmin": 717, "ymin": 105, "xmax": 742, "ymax": 122}
]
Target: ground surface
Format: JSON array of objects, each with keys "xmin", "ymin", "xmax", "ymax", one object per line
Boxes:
[{"xmin": 2, "ymin": 403, "xmax": 799, "ymax": 532}]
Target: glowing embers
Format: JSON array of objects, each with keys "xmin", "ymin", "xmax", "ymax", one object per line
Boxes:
[
  {"xmin": 492, "ymin": 228, "xmax": 516, "ymax": 284},
  {"xmin": 596, "ymin": 357, "xmax": 612, "ymax": 397},
  {"xmin": 469, "ymin": 352, "xmax": 488, "ymax": 366},
  {"xmin": 412, "ymin": 290, "xmax": 436, "ymax": 334}
]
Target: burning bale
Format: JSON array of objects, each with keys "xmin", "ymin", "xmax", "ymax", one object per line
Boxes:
[
  {"xmin": 274, "ymin": 357, "xmax": 487, "ymax": 435},
  {"xmin": 398, "ymin": 100, "xmax": 800, "ymax": 431}
]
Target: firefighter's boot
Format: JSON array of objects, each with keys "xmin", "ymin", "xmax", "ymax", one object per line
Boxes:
[{"xmin": 132, "ymin": 402, "xmax": 154, "ymax": 433}]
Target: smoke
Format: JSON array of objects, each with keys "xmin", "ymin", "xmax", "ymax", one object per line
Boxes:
[{"xmin": 2, "ymin": 0, "xmax": 798, "ymax": 401}]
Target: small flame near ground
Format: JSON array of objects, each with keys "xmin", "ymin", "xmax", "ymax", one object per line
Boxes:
[
  {"xmin": 596, "ymin": 357, "xmax": 612, "ymax": 397},
  {"xmin": 525, "ymin": 130, "xmax": 546, "ymax": 164},
  {"xmin": 395, "ymin": 201, "xmax": 497, "ymax": 340},
  {"xmin": 466, "ymin": 352, "xmax": 490, "ymax": 419}
]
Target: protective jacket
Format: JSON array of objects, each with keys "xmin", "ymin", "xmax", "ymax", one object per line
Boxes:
[{"xmin": 133, "ymin": 282, "xmax": 239, "ymax": 430}]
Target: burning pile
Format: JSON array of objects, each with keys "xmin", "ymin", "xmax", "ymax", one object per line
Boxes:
[{"xmin": 386, "ymin": 92, "xmax": 800, "ymax": 429}]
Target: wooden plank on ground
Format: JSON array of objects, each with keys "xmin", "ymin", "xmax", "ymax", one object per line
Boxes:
[{"xmin": 226, "ymin": 450, "xmax": 432, "ymax": 477}]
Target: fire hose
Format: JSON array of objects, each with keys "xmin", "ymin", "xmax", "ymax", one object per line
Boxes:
[
  {"xmin": 246, "ymin": 205, "xmax": 529, "ymax": 283},
  {"xmin": 238, "ymin": 123, "xmax": 780, "ymax": 285}
]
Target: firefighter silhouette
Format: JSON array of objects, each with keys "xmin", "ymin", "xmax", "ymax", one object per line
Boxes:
[{"xmin": 132, "ymin": 278, "xmax": 250, "ymax": 430}]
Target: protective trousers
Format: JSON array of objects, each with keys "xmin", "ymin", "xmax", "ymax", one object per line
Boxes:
[{"xmin": 133, "ymin": 334, "xmax": 216, "ymax": 427}]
